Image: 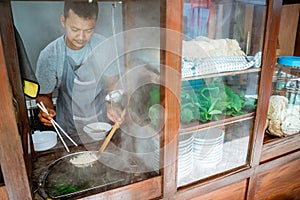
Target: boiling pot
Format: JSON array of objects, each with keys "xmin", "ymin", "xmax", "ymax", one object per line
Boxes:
[{"xmin": 38, "ymin": 151, "xmax": 132, "ymax": 199}]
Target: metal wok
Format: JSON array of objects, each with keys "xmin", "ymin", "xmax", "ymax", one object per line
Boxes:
[{"xmin": 38, "ymin": 151, "xmax": 132, "ymax": 199}]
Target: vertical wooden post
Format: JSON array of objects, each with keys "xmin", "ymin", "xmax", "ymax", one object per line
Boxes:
[
  {"xmin": 0, "ymin": 0, "xmax": 33, "ymax": 179},
  {"xmin": 161, "ymin": 0, "xmax": 183, "ymax": 198},
  {"xmin": 0, "ymin": 1, "xmax": 32, "ymax": 199},
  {"xmin": 247, "ymin": 0, "xmax": 283, "ymax": 199},
  {"xmin": 0, "ymin": 34, "xmax": 32, "ymax": 200}
]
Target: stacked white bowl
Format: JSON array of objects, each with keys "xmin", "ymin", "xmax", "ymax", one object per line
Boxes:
[
  {"xmin": 178, "ymin": 134, "xmax": 194, "ymax": 178},
  {"xmin": 193, "ymin": 128, "xmax": 224, "ymax": 166},
  {"xmin": 151, "ymin": 138, "xmax": 160, "ymax": 172}
]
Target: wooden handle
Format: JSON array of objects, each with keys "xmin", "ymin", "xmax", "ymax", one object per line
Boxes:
[
  {"xmin": 98, "ymin": 123, "xmax": 119, "ymax": 154},
  {"xmin": 98, "ymin": 109, "xmax": 126, "ymax": 154}
]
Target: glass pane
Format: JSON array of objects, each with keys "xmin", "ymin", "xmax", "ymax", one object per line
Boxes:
[
  {"xmin": 179, "ymin": 120, "xmax": 253, "ymax": 186},
  {"xmin": 179, "ymin": 0, "xmax": 266, "ymax": 187},
  {"xmin": 12, "ymin": 1, "xmax": 161, "ymax": 198},
  {"xmin": 178, "ymin": 73, "xmax": 259, "ymax": 186},
  {"xmin": 267, "ymin": 57, "xmax": 300, "ymax": 138}
]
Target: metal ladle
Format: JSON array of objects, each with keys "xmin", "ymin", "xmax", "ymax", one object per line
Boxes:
[
  {"xmin": 70, "ymin": 109, "xmax": 126, "ymax": 168},
  {"xmin": 69, "ymin": 123, "xmax": 119, "ymax": 168}
]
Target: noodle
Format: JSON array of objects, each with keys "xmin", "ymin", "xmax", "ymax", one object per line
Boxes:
[{"xmin": 70, "ymin": 152, "xmax": 98, "ymax": 167}]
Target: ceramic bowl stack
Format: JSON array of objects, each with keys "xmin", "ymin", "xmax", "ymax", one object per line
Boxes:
[
  {"xmin": 151, "ymin": 139, "xmax": 160, "ymax": 172},
  {"xmin": 178, "ymin": 134, "xmax": 194, "ymax": 178},
  {"xmin": 193, "ymin": 128, "xmax": 224, "ymax": 166}
]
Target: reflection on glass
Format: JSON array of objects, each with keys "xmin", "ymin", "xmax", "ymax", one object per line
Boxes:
[
  {"xmin": 178, "ymin": 0, "xmax": 266, "ymax": 187},
  {"xmin": 178, "ymin": 120, "xmax": 253, "ymax": 187},
  {"xmin": 12, "ymin": 1, "xmax": 162, "ymax": 198},
  {"xmin": 267, "ymin": 57, "xmax": 300, "ymax": 137}
]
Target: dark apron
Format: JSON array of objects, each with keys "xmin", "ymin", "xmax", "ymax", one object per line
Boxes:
[
  {"xmin": 56, "ymin": 51, "xmax": 107, "ymax": 135},
  {"xmin": 56, "ymin": 55, "xmax": 78, "ymax": 134}
]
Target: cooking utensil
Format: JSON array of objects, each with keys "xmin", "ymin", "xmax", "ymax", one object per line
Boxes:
[
  {"xmin": 71, "ymin": 109, "xmax": 126, "ymax": 168},
  {"xmin": 98, "ymin": 108, "xmax": 126, "ymax": 155},
  {"xmin": 37, "ymin": 102, "xmax": 78, "ymax": 152},
  {"xmin": 38, "ymin": 152, "xmax": 132, "ymax": 199},
  {"xmin": 97, "ymin": 123, "xmax": 119, "ymax": 154},
  {"xmin": 70, "ymin": 123, "xmax": 120, "ymax": 168},
  {"xmin": 105, "ymin": 90, "xmax": 128, "ymax": 112}
]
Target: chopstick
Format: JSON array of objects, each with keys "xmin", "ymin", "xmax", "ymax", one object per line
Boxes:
[
  {"xmin": 36, "ymin": 102, "xmax": 69, "ymax": 152},
  {"xmin": 36, "ymin": 102, "xmax": 78, "ymax": 152}
]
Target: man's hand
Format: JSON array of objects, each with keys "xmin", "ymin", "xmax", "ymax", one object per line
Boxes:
[
  {"xmin": 38, "ymin": 108, "xmax": 56, "ymax": 126},
  {"xmin": 36, "ymin": 93, "xmax": 56, "ymax": 126},
  {"xmin": 107, "ymin": 103, "xmax": 126, "ymax": 125}
]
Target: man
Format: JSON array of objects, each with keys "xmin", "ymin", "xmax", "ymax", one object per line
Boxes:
[{"xmin": 36, "ymin": 1, "xmax": 122, "ymax": 134}]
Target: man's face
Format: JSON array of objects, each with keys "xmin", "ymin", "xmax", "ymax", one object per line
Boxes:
[{"xmin": 61, "ymin": 9, "xmax": 97, "ymax": 50}]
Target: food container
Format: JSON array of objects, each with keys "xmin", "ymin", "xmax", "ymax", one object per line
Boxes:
[
  {"xmin": 32, "ymin": 131, "xmax": 57, "ymax": 151},
  {"xmin": 267, "ymin": 56, "xmax": 300, "ymax": 137},
  {"xmin": 83, "ymin": 122, "xmax": 112, "ymax": 140},
  {"xmin": 272, "ymin": 56, "xmax": 300, "ymax": 104}
]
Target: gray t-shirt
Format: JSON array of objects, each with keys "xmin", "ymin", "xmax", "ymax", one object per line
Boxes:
[
  {"xmin": 36, "ymin": 33, "xmax": 125, "ymax": 133},
  {"xmin": 36, "ymin": 33, "xmax": 107, "ymax": 94}
]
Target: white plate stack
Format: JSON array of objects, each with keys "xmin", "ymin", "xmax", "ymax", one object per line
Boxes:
[
  {"xmin": 150, "ymin": 138, "xmax": 160, "ymax": 172},
  {"xmin": 151, "ymin": 147, "xmax": 160, "ymax": 172},
  {"xmin": 193, "ymin": 128, "xmax": 224, "ymax": 166},
  {"xmin": 178, "ymin": 134, "xmax": 194, "ymax": 178}
]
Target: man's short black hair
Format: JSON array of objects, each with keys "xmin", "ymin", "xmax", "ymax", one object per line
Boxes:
[{"xmin": 64, "ymin": 1, "xmax": 99, "ymax": 20}]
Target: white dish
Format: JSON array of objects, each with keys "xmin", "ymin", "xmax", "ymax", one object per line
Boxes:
[
  {"xmin": 32, "ymin": 131, "xmax": 57, "ymax": 151},
  {"xmin": 178, "ymin": 164, "xmax": 193, "ymax": 177},
  {"xmin": 83, "ymin": 122, "xmax": 112, "ymax": 140},
  {"xmin": 194, "ymin": 128, "xmax": 224, "ymax": 142},
  {"xmin": 179, "ymin": 135, "xmax": 194, "ymax": 145}
]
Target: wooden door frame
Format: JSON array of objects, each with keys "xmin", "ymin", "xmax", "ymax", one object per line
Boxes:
[
  {"xmin": 0, "ymin": 1, "xmax": 33, "ymax": 199},
  {"xmin": 0, "ymin": 27, "xmax": 32, "ymax": 200}
]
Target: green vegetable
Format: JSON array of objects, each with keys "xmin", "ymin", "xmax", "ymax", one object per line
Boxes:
[
  {"xmin": 148, "ymin": 104, "xmax": 161, "ymax": 127},
  {"xmin": 147, "ymin": 78, "xmax": 255, "ymax": 125},
  {"xmin": 48, "ymin": 180, "xmax": 79, "ymax": 197},
  {"xmin": 179, "ymin": 79, "xmax": 250, "ymax": 123},
  {"xmin": 181, "ymin": 107, "xmax": 194, "ymax": 123},
  {"xmin": 149, "ymin": 85, "xmax": 160, "ymax": 106},
  {"xmin": 243, "ymin": 97, "xmax": 257, "ymax": 110}
]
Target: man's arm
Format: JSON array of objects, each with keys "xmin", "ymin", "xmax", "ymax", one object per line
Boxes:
[
  {"xmin": 105, "ymin": 75, "xmax": 126, "ymax": 124},
  {"xmin": 106, "ymin": 75, "xmax": 120, "ymax": 93},
  {"xmin": 36, "ymin": 93, "xmax": 56, "ymax": 126}
]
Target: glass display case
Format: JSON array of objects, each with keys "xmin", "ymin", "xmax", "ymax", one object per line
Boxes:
[
  {"xmin": 260, "ymin": 2, "xmax": 300, "ymax": 164},
  {"xmin": 1, "ymin": 0, "xmax": 298, "ymax": 199},
  {"xmin": 11, "ymin": 1, "xmax": 162, "ymax": 199},
  {"xmin": 267, "ymin": 56, "xmax": 300, "ymax": 138},
  {"xmin": 178, "ymin": 0, "xmax": 266, "ymax": 187}
]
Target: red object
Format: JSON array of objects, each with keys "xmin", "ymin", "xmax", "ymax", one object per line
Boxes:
[{"xmin": 188, "ymin": 0, "xmax": 212, "ymax": 34}]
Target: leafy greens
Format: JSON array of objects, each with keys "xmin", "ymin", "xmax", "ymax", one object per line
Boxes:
[{"xmin": 148, "ymin": 79, "xmax": 257, "ymax": 125}]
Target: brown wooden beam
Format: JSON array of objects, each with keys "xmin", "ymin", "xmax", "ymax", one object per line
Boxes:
[
  {"xmin": 79, "ymin": 177, "xmax": 162, "ymax": 200},
  {"xmin": 160, "ymin": 0, "xmax": 183, "ymax": 198},
  {"xmin": 0, "ymin": 30, "xmax": 32, "ymax": 200}
]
